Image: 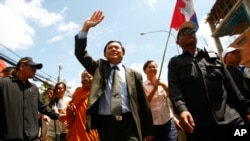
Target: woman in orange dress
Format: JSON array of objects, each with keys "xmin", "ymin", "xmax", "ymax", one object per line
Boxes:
[{"xmin": 66, "ymin": 70, "xmax": 99, "ymax": 141}]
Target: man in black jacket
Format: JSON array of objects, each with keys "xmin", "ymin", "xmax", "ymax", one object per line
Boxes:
[
  {"xmin": 168, "ymin": 21, "xmax": 250, "ymax": 141},
  {"xmin": 0, "ymin": 57, "xmax": 66, "ymax": 141}
]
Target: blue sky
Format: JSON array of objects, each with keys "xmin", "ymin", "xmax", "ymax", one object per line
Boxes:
[{"xmin": 0, "ymin": 0, "xmax": 236, "ymax": 92}]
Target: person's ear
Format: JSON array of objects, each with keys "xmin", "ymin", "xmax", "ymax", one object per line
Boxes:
[{"xmin": 20, "ymin": 63, "xmax": 25, "ymax": 69}]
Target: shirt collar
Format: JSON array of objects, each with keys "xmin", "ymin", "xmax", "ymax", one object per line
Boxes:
[{"xmin": 110, "ymin": 63, "xmax": 122, "ymax": 70}]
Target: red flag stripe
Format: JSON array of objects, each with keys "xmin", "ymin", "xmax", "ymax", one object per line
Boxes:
[{"xmin": 170, "ymin": 0, "xmax": 199, "ymax": 31}]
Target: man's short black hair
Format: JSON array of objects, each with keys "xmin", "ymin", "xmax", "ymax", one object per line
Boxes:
[{"xmin": 103, "ymin": 40, "xmax": 125, "ymax": 54}]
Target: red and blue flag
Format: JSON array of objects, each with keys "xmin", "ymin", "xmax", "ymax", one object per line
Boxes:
[{"xmin": 170, "ymin": 0, "xmax": 199, "ymax": 31}]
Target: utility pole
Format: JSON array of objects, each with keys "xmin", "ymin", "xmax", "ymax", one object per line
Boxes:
[{"xmin": 57, "ymin": 63, "xmax": 62, "ymax": 82}]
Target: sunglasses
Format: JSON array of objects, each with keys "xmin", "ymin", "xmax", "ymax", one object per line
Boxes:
[
  {"xmin": 24, "ymin": 64, "xmax": 36, "ymax": 71},
  {"xmin": 179, "ymin": 28, "xmax": 196, "ymax": 36}
]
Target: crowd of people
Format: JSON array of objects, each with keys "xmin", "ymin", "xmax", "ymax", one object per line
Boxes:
[{"xmin": 1, "ymin": 10, "xmax": 250, "ymax": 141}]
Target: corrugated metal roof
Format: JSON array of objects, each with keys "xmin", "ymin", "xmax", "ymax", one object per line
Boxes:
[{"xmin": 206, "ymin": 0, "xmax": 250, "ymax": 37}]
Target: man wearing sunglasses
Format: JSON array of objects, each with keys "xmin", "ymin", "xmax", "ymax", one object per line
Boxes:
[
  {"xmin": 0, "ymin": 57, "xmax": 66, "ymax": 141},
  {"xmin": 168, "ymin": 21, "xmax": 250, "ymax": 141}
]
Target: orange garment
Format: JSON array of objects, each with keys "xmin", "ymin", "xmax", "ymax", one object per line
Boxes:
[
  {"xmin": 0, "ymin": 59, "xmax": 6, "ymax": 77},
  {"xmin": 66, "ymin": 87, "xmax": 99, "ymax": 141}
]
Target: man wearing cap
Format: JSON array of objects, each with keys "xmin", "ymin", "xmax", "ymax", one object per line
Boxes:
[
  {"xmin": 0, "ymin": 57, "xmax": 66, "ymax": 141},
  {"xmin": 222, "ymin": 46, "xmax": 250, "ymax": 101},
  {"xmin": 168, "ymin": 21, "xmax": 250, "ymax": 141}
]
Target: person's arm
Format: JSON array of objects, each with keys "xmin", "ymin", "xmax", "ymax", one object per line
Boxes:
[
  {"xmin": 166, "ymin": 94, "xmax": 184, "ymax": 131},
  {"xmin": 74, "ymin": 10, "xmax": 104, "ymax": 75},
  {"xmin": 168, "ymin": 58, "xmax": 195, "ymax": 133},
  {"xmin": 37, "ymin": 85, "xmax": 59, "ymax": 120},
  {"xmin": 146, "ymin": 79, "xmax": 167, "ymax": 102},
  {"xmin": 159, "ymin": 80, "xmax": 169, "ymax": 95},
  {"xmin": 66, "ymin": 101, "xmax": 77, "ymax": 129},
  {"xmin": 78, "ymin": 31, "xmax": 87, "ymax": 39},
  {"xmin": 38, "ymin": 100, "xmax": 65, "ymax": 122},
  {"xmin": 168, "ymin": 58, "xmax": 188, "ymax": 115},
  {"xmin": 223, "ymin": 66, "xmax": 250, "ymax": 123}
]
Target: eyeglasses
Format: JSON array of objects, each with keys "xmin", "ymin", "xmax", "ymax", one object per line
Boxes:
[{"xmin": 179, "ymin": 28, "xmax": 196, "ymax": 36}]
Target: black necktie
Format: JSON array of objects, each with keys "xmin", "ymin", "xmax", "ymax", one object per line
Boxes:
[{"xmin": 111, "ymin": 66, "xmax": 122, "ymax": 115}]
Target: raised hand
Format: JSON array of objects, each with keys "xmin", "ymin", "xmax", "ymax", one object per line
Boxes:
[{"xmin": 82, "ymin": 10, "xmax": 105, "ymax": 32}]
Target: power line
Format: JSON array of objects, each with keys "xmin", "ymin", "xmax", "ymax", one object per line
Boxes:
[
  {"xmin": 0, "ymin": 43, "xmax": 22, "ymax": 58},
  {"xmin": 0, "ymin": 43, "xmax": 57, "ymax": 83},
  {"xmin": 0, "ymin": 52, "xmax": 54, "ymax": 85}
]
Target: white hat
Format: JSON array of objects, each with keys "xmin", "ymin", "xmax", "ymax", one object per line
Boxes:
[{"xmin": 221, "ymin": 47, "xmax": 243, "ymax": 59}]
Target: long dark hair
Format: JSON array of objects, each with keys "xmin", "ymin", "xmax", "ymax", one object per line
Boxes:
[{"xmin": 48, "ymin": 82, "xmax": 67, "ymax": 107}]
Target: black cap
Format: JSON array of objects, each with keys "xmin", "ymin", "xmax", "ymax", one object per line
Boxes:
[{"xmin": 17, "ymin": 57, "xmax": 43, "ymax": 70}]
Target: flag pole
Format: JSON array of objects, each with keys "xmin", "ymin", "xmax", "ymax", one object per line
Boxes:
[{"xmin": 158, "ymin": 28, "xmax": 173, "ymax": 79}]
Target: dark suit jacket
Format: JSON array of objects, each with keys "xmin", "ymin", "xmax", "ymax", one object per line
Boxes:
[
  {"xmin": 168, "ymin": 49, "xmax": 250, "ymax": 126},
  {"xmin": 226, "ymin": 66, "xmax": 250, "ymax": 100},
  {"xmin": 74, "ymin": 36, "xmax": 154, "ymax": 140}
]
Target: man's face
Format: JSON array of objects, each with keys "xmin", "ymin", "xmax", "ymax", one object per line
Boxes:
[
  {"xmin": 177, "ymin": 28, "xmax": 197, "ymax": 48},
  {"xmin": 224, "ymin": 50, "xmax": 242, "ymax": 66},
  {"xmin": 20, "ymin": 64, "xmax": 37, "ymax": 78},
  {"xmin": 104, "ymin": 42, "xmax": 124, "ymax": 64}
]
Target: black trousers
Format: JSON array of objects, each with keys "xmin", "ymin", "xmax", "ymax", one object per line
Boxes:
[{"xmin": 97, "ymin": 113, "xmax": 140, "ymax": 141}]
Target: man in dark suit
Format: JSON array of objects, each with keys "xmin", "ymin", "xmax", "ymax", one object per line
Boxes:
[
  {"xmin": 168, "ymin": 21, "xmax": 250, "ymax": 141},
  {"xmin": 74, "ymin": 10, "xmax": 154, "ymax": 141}
]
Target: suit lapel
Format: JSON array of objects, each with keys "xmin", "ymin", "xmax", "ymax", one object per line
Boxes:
[
  {"xmin": 87, "ymin": 60, "xmax": 111, "ymax": 109},
  {"xmin": 125, "ymin": 67, "xmax": 135, "ymax": 96}
]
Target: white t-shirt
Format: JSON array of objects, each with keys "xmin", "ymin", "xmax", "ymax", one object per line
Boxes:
[{"xmin": 46, "ymin": 96, "xmax": 71, "ymax": 137}]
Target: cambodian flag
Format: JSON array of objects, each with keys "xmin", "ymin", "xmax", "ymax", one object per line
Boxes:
[{"xmin": 170, "ymin": 0, "xmax": 199, "ymax": 31}]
